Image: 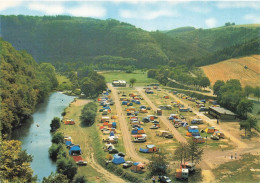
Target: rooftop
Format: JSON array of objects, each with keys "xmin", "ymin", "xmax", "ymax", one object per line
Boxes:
[{"xmin": 209, "ymin": 106, "xmax": 236, "ymax": 115}]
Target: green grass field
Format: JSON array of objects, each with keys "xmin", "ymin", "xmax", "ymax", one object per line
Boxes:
[{"xmin": 100, "ymin": 70, "xmax": 158, "ymax": 86}]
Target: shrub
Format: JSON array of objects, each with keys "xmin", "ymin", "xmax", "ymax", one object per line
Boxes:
[
  {"xmin": 52, "ymin": 132, "xmax": 64, "ymax": 144},
  {"xmin": 57, "ymin": 157, "xmax": 77, "ymax": 181},
  {"xmin": 50, "ymin": 117, "xmax": 61, "ymax": 132},
  {"xmin": 49, "ymin": 143, "xmax": 63, "ymax": 161}
]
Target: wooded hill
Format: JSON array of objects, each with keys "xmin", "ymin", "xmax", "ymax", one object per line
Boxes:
[
  {"xmin": 1, "ymin": 15, "xmax": 259, "ymax": 69},
  {"xmin": 0, "ymin": 38, "xmax": 58, "ymax": 138}
]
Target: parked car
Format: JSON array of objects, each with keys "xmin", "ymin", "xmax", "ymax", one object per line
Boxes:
[
  {"xmin": 122, "ymin": 161, "xmax": 133, "ymax": 168},
  {"xmin": 118, "ymin": 152, "xmax": 125, "ymax": 157},
  {"xmin": 158, "ymin": 176, "xmax": 172, "ymax": 183},
  {"xmin": 165, "ymin": 134, "xmax": 173, "ymax": 138},
  {"xmin": 76, "ymin": 160, "xmax": 87, "ymax": 166},
  {"xmin": 211, "ymin": 135, "xmax": 220, "ymax": 140},
  {"xmin": 109, "ymin": 149, "xmax": 119, "ymax": 154},
  {"xmin": 150, "ymin": 125, "xmax": 159, "ymax": 129}
]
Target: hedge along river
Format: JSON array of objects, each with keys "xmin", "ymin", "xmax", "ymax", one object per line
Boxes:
[{"xmin": 12, "ymin": 92, "xmax": 76, "ymax": 181}]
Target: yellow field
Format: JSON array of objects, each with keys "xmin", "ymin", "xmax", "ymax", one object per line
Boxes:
[{"xmin": 201, "ymin": 55, "xmax": 260, "ymax": 87}]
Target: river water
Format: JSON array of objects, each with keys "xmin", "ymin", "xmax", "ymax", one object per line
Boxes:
[{"xmin": 12, "ymin": 92, "xmax": 76, "ymax": 181}]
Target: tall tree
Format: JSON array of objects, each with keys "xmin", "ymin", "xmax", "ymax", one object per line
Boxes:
[
  {"xmin": 237, "ymin": 98, "xmax": 253, "ymax": 119},
  {"xmin": 199, "ymin": 77, "xmax": 210, "ymax": 89},
  {"xmin": 244, "ymin": 85, "xmax": 254, "ymax": 98},
  {"xmin": 254, "ymin": 87, "xmax": 260, "ymax": 101},
  {"xmin": 240, "ymin": 117, "xmax": 257, "ymax": 136},
  {"xmin": 0, "ymin": 140, "xmax": 37, "ymax": 182},
  {"xmin": 129, "ymin": 78, "xmax": 137, "ymax": 87},
  {"xmin": 56, "ymin": 157, "xmax": 77, "ymax": 181},
  {"xmin": 187, "ymin": 140, "xmax": 204, "ymax": 164},
  {"xmin": 174, "ymin": 143, "xmax": 188, "ymax": 164},
  {"xmin": 50, "ymin": 117, "xmax": 61, "ymax": 132},
  {"xmin": 147, "ymin": 153, "xmax": 168, "ymax": 176},
  {"xmin": 213, "ymin": 80, "xmax": 225, "ymax": 96}
]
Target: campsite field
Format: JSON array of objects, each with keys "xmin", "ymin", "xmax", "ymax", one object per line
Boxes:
[
  {"xmin": 213, "ymin": 153, "xmax": 260, "ymax": 183},
  {"xmin": 201, "ymin": 55, "xmax": 260, "ymax": 87},
  {"xmin": 100, "ymin": 70, "xmax": 158, "ymax": 86}
]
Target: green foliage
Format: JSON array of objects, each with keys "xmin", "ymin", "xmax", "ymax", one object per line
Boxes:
[
  {"xmin": 80, "ymin": 102, "xmax": 97, "ymax": 126},
  {"xmin": 147, "ymin": 153, "xmax": 168, "ymax": 176},
  {"xmin": 0, "ymin": 140, "xmax": 37, "ymax": 182},
  {"xmin": 199, "ymin": 77, "xmax": 210, "ymax": 88},
  {"xmin": 215, "ymin": 79, "xmax": 253, "ymax": 117},
  {"xmin": 56, "ymin": 157, "xmax": 77, "ymax": 181},
  {"xmin": 237, "ymin": 98, "xmax": 253, "ymax": 119},
  {"xmin": 0, "ymin": 39, "xmax": 58, "ymax": 138},
  {"xmin": 174, "ymin": 140, "xmax": 203, "ymax": 164},
  {"xmin": 48, "ymin": 143, "xmax": 63, "ymax": 161},
  {"xmin": 254, "ymin": 87, "xmax": 260, "ymax": 101},
  {"xmin": 244, "ymin": 85, "xmax": 254, "ymax": 98},
  {"xmin": 129, "ymin": 78, "xmax": 137, "ymax": 87},
  {"xmin": 213, "ymin": 80, "xmax": 225, "ymax": 96},
  {"xmin": 240, "ymin": 117, "xmax": 258, "ymax": 136},
  {"xmin": 51, "ymin": 132, "xmax": 64, "ymax": 144},
  {"xmin": 79, "ymin": 68, "xmax": 106, "ymax": 98},
  {"xmin": 187, "ymin": 140, "xmax": 204, "ymax": 164},
  {"xmin": 50, "ymin": 117, "xmax": 61, "ymax": 132},
  {"xmin": 73, "ymin": 175, "xmax": 88, "ymax": 183},
  {"xmin": 147, "ymin": 69, "xmax": 157, "ymax": 78},
  {"xmin": 42, "ymin": 172, "xmax": 69, "ymax": 183}
]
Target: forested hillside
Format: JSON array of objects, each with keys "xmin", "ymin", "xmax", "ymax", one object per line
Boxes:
[
  {"xmin": 1, "ymin": 15, "xmax": 259, "ymax": 69},
  {"xmin": 1, "ymin": 15, "xmax": 168, "ymax": 68},
  {"xmin": 0, "ymin": 38, "xmax": 58, "ymax": 138}
]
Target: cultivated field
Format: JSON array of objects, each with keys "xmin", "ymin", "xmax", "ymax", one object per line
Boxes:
[{"xmin": 201, "ymin": 55, "xmax": 260, "ymax": 87}]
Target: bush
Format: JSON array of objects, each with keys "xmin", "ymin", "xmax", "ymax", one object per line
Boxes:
[
  {"xmin": 57, "ymin": 157, "xmax": 77, "ymax": 181},
  {"xmin": 50, "ymin": 117, "xmax": 61, "ymax": 132},
  {"xmin": 73, "ymin": 175, "xmax": 88, "ymax": 183},
  {"xmin": 52, "ymin": 132, "xmax": 64, "ymax": 144},
  {"xmin": 61, "ymin": 111, "xmax": 66, "ymax": 116},
  {"xmin": 80, "ymin": 102, "xmax": 97, "ymax": 126},
  {"xmin": 42, "ymin": 172, "xmax": 69, "ymax": 183},
  {"xmin": 49, "ymin": 143, "xmax": 63, "ymax": 161}
]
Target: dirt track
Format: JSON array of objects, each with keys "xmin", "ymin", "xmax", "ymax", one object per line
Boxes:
[
  {"xmin": 136, "ymin": 87, "xmax": 187, "ymax": 144},
  {"xmin": 108, "ymin": 84, "xmax": 149, "ymax": 164}
]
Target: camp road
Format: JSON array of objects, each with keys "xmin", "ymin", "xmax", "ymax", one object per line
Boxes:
[
  {"xmin": 108, "ymin": 84, "xmax": 149, "ymax": 164},
  {"xmin": 135, "ymin": 87, "xmax": 187, "ymax": 144}
]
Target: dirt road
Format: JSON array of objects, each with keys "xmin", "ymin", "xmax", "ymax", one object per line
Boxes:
[
  {"xmin": 136, "ymin": 87, "xmax": 187, "ymax": 144},
  {"xmin": 108, "ymin": 84, "xmax": 149, "ymax": 164},
  {"xmin": 65, "ymin": 99, "xmax": 125, "ymax": 183}
]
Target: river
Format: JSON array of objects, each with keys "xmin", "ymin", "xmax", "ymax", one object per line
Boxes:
[{"xmin": 12, "ymin": 92, "xmax": 76, "ymax": 181}]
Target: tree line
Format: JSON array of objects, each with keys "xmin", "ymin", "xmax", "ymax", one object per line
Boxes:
[
  {"xmin": 147, "ymin": 65, "xmax": 210, "ymax": 90},
  {"xmin": 0, "ymin": 39, "xmax": 58, "ymax": 138},
  {"xmin": 1, "ymin": 15, "xmax": 258, "ymax": 70}
]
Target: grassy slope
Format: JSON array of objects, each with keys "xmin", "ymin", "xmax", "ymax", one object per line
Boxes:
[{"xmin": 201, "ymin": 55, "xmax": 260, "ymax": 87}]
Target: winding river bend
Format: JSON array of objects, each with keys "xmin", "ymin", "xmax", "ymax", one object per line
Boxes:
[{"xmin": 12, "ymin": 92, "xmax": 75, "ymax": 181}]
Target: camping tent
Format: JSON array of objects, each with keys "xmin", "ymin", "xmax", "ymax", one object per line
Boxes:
[
  {"xmin": 131, "ymin": 162, "xmax": 145, "ymax": 173},
  {"xmin": 112, "ymin": 122, "xmax": 116, "ymax": 128},
  {"xmin": 205, "ymin": 127, "xmax": 216, "ymax": 134},
  {"xmin": 65, "ymin": 141, "xmax": 72, "ymax": 147},
  {"xmin": 69, "ymin": 145, "xmax": 81, "ymax": 155},
  {"xmin": 112, "ymin": 154, "xmax": 125, "ymax": 165}
]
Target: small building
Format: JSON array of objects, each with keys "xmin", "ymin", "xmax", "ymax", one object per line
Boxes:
[
  {"xmin": 208, "ymin": 106, "xmax": 236, "ymax": 120},
  {"xmin": 112, "ymin": 80, "xmax": 127, "ymax": 87}
]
